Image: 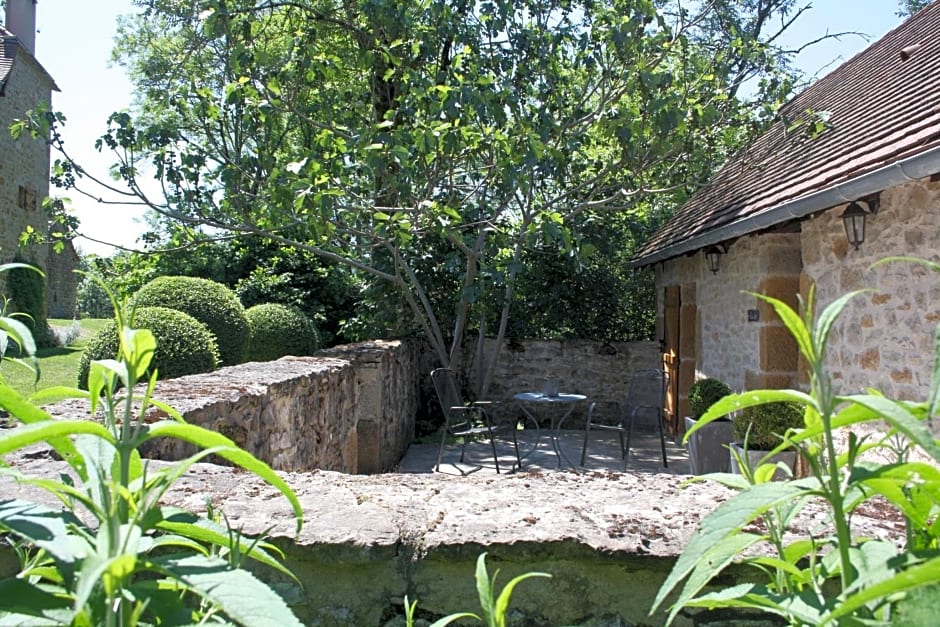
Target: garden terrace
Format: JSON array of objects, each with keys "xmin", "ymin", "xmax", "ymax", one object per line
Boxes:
[{"xmin": 0, "ymin": 340, "xmax": 909, "ymax": 625}]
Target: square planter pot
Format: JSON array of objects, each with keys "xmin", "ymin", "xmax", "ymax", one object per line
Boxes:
[
  {"xmin": 685, "ymin": 416, "xmax": 733, "ymax": 474},
  {"xmin": 729, "ymin": 442, "xmax": 796, "ymax": 481}
]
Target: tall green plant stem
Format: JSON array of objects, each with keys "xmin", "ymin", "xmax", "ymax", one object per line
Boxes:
[{"xmin": 813, "ymin": 363, "xmax": 856, "ymax": 592}]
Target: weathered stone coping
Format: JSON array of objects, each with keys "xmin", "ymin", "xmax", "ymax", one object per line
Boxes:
[{"xmin": 0, "ymin": 454, "xmax": 906, "ymax": 626}]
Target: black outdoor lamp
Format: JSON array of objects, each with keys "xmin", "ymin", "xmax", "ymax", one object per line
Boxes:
[
  {"xmin": 841, "ymin": 194, "xmax": 880, "ymax": 250},
  {"xmin": 841, "ymin": 202, "xmax": 867, "ymax": 250},
  {"xmin": 704, "ymin": 245, "xmax": 726, "ymax": 274}
]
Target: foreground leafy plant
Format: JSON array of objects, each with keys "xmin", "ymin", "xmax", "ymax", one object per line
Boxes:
[
  {"xmin": 0, "ymin": 272, "xmax": 304, "ymax": 625},
  {"xmin": 405, "ymin": 552, "xmax": 550, "ymax": 627},
  {"xmin": 658, "ymin": 277, "xmax": 940, "ymax": 625}
]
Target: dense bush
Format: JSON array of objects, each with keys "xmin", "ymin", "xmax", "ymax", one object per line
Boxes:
[
  {"xmin": 245, "ymin": 303, "xmax": 320, "ymax": 362},
  {"xmin": 77, "ymin": 306, "xmax": 219, "ymax": 388},
  {"xmin": 688, "ymin": 377, "xmax": 732, "ymax": 419},
  {"xmin": 134, "ymin": 276, "xmax": 249, "ymax": 366},
  {"xmin": 732, "ymin": 400, "xmax": 804, "ymax": 450},
  {"xmin": 6, "ymin": 256, "xmax": 53, "ymax": 347},
  {"xmin": 76, "ymin": 270, "xmax": 115, "ymax": 318}
]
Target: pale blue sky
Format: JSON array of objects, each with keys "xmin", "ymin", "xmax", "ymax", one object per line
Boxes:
[{"xmin": 27, "ymin": 0, "xmax": 908, "ymax": 256}]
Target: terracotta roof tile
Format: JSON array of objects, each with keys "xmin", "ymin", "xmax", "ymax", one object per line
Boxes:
[{"xmin": 634, "ymin": 1, "xmax": 940, "ymax": 264}]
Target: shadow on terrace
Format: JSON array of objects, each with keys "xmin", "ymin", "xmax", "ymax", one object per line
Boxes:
[{"xmin": 396, "ymin": 429, "xmax": 691, "ymax": 476}]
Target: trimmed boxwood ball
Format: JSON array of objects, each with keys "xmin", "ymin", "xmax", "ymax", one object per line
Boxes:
[
  {"xmin": 732, "ymin": 401, "xmax": 804, "ymax": 450},
  {"xmin": 688, "ymin": 377, "xmax": 732, "ymax": 419},
  {"xmin": 134, "ymin": 276, "xmax": 249, "ymax": 366},
  {"xmin": 77, "ymin": 306, "xmax": 220, "ymax": 389},
  {"xmin": 245, "ymin": 303, "xmax": 320, "ymax": 362}
]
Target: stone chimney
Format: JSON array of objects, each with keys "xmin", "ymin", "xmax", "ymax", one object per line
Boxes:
[{"xmin": 5, "ymin": 0, "xmax": 37, "ymax": 54}]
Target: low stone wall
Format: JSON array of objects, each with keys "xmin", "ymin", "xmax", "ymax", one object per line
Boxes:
[
  {"xmin": 0, "ymin": 455, "xmax": 905, "ymax": 626},
  {"xmin": 470, "ymin": 339, "xmax": 662, "ymax": 424},
  {"xmin": 45, "ymin": 340, "xmax": 424, "ymax": 474},
  {"xmin": 44, "ymin": 337, "xmax": 656, "ymax": 472}
]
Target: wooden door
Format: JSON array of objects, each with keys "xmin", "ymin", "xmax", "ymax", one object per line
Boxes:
[{"xmin": 662, "ymin": 285, "xmax": 681, "ymax": 435}]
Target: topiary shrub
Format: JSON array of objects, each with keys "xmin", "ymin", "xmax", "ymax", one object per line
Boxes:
[
  {"xmin": 133, "ymin": 276, "xmax": 249, "ymax": 366},
  {"xmin": 732, "ymin": 401, "xmax": 804, "ymax": 450},
  {"xmin": 6, "ymin": 256, "xmax": 54, "ymax": 348},
  {"xmin": 688, "ymin": 377, "xmax": 732, "ymax": 419},
  {"xmin": 77, "ymin": 306, "xmax": 220, "ymax": 389},
  {"xmin": 245, "ymin": 303, "xmax": 320, "ymax": 362}
]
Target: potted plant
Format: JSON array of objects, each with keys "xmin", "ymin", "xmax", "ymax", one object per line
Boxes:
[
  {"xmin": 684, "ymin": 377, "xmax": 733, "ymax": 474},
  {"xmin": 730, "ymin": 400, "xmax": 804, "ymax": 480}
]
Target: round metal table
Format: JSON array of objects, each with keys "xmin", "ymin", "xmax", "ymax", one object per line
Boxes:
[{"xmin": 513, "ymin": 392, "xmax": 587, "ymax": 468}]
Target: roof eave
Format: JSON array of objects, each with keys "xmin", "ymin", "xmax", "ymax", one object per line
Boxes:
[{"xmin": 629, "ymin": 143, "xmax": 940, "ymax": 269}]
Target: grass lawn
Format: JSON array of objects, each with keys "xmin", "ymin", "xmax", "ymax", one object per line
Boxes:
[{"xmin": 2, "ymin": 318, "xmax": 108, "ymax": 405}]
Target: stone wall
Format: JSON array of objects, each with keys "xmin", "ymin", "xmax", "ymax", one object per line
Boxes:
[
  {"xmin": 467, "ymin": 338, "xmax": 662, "ymax": 423},
  {"xmin": 45, "ymin": 241, "xmax": 79, "ymax": 318},
  {"xmin": 801, "ymin": 177, "xmax": 940, "ymax": 404},
  {"xmin": 0, "ymin": 455, "xmax": 906, "ymax": 626},
  {"xmin": 0, "ymin": 40, "xmax": 77, "ymax": 314},
  {"xmin": 0, "ymin": 47, "xmax": 53, "ymax": 285},
  {"xmin": 319, "ymin": 340, "xmax": 427, "ymax": 473},
  {"xmin": 46, "ymin": 340, "xmax": 424, "ymax": 474},
  {"xmin": 655, "ymin": 175, "xmax": 940, "ymax": 414},
  {"xmin": 656, "ymin": 232, "xmax": 803, "ymax": 392},
  {"xmin": 44, "ymin": 337, "xmax": 656, "ymax": 472}
]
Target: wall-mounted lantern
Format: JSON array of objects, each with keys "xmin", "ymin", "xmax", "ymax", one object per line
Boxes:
[
  {"xmin": 841, "ymin": 194, "xmax": 880, "ymax": 250},
  {"xmin": 704, "ymin": 245, "xmax": 727, "ymax": 274}
]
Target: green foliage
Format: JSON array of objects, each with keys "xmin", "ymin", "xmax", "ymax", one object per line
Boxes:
[
  {"xmin": 732, "ymin": 400, "xmax": 803, "ymax": 450},
  {"xmin": 506, "ymin": 212, "xmax": 660, "ymax": 341},
  {"xmin": 661, "ymin": 267, "xmax": 940, "ymax": 625},
  {"xmin": 134, "ymin": 275, "xmax": 249, "ymax": 366},
  {"xmin": 76, "ymin": 257, "xmax": 115, "ymax": 318},
  {"xmin": 405, "ymin": 553, "xmax": 550, "ymax": 627},
  {"xmin": 0, "ymin": 277, "xmax": 304, "ymax": 625},
  {"xmin": 688, "ymin": 378, "xmax": 733, "ymax": 420},
  {"xmin": 897, "ymin": 0, "xmax": 931, "ymax": 17},
  {"xmin": 0, "ymin": 263, "xmax": 41, "ymax": 383},
  {"xmin": 245, "ymin": 303, "xmax": 320, "ymax": 362},
  {"xmin": 77, "ymin": 306, "xmax": 219, "ymax": 388},
  {"xmin": 37, "ymin": 0, "xmax": 804, "ymax": 390},
  {"xmin": 5, "ymin": 256, "xmax": 52, "ymax": 348}
]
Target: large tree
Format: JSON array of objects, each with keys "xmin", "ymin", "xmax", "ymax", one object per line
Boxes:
[{"xmin": 36, "ymin": 0, "xmax": 808, "ymax": 393}]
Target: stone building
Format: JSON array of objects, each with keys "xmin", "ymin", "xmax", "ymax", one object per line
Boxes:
[
  {"xmin": 1, "ymin": 0, "xmax": 78, "ymax": 318},
  {"xmin": 632, "ymin": 2, "xmax": 940, "ymax": 431}
]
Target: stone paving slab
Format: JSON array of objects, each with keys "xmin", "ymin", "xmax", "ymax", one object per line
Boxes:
[{"xmin": 396, "ymin": 429, "xmax": 690, "ymax": 476}]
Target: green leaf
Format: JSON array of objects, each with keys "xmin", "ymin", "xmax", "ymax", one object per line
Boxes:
[
  {"xmin": 827, "ymin": 556, "xmax": 940, "ymax": 623},
  {"xmin": 931, "ymin": 323, "xmax": 940, "ymax": 420},
  {"xmin": 493, "ymin": 570, "xmax": 550, "ymax": 623},
  {"xmin": 0, "ymin": 418, "xmax": 112, "ymax": 463},
  {"xmin": 475, "ymin": 553, "xmax": 494, "ymax": 620},
  {"xmin": 27, "ymin": 386, "xmax": 89, "ymax": 405},
  {"xmin": 0, "ymin": 316, "xmax": 37, "ymax": 357},
  {"xmin": 0, "ymin": 578, "xmax": 72, "ymax": 623},
  {"xmin": 0, "ymin": 498, "xmax": 88, "ymax": 563},
  {"xmin": 153, "ymin": 554, "xmax": 303, "ymax": 626},
  {"xmin": 690, "ymin": 389, "xmax": 815, "ymax": 438},
  {"xmin": 651, "ymin": 481, "xmax": 810, "ymax": 617},
  {"xmin": 0, "ymin": 387, "xmax": 85, "ymax": 478},
  {"xmin": 750, "ymin": 292, "xmax": 814, "ymax": 363},
  {"xmin": 156, "ymin": 513, "xmax": 298, "ymax": 584},
  {"xmin": 664, "ymin": 532, "xmax": 764, "ymax": 624},
  {"xmin": 813, "ymin": 290, "xmax": 868, "ymax": 362},
  {"xmin": 142, "ymin": 422, "xmax": 303, "ymax": 532},
  {"xmin": 430, "ymin": 613, "xmax": 481, "ymax": 626},
  {"xmin": 121, "ymin": 327, "xmax": 156, "ymax": 382},
  {"xmin": 838, "ymin": 394, "xmax": 940, "ymax": 463},
  {"xmin": 90, "ymin": 359, "xmax": 128, "ymax": 392}
]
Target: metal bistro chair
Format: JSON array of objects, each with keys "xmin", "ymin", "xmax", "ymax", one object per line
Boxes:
[
  {"xmin": 580, "ymin": 368, "xmax": 669, "ymax": 469},
  {"xmin": 431, "ymin": 368, "xmax": 521, "ymax": 474}
]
